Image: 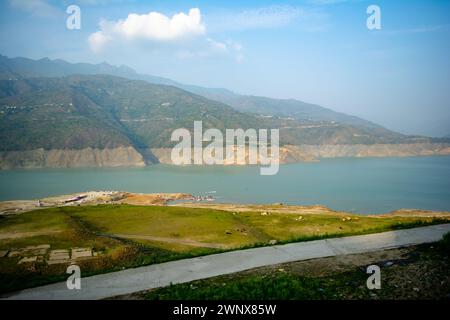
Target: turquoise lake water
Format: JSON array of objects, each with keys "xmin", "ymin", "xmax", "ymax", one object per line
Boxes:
[{"xmin": 1, "ymin": 156, "xmax": 449, "ymax": 214}]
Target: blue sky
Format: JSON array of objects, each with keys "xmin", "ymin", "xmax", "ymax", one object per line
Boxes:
[{"xmin": 0, "ymin": 0, "xmax": 449, "ymax": 137}]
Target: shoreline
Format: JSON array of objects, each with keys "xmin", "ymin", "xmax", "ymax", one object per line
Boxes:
[
  {"xmin": 1, "ymin": 143, "xmax": 450, "ymax": 170},
  {"xmin": 1, "ymin": 191, "xmax": 449, "ymax": 218}
]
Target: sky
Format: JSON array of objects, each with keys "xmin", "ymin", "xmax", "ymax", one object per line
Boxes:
[{"xmin": 0, "ymin": 0, "xmax": 449, "ymax": 137}]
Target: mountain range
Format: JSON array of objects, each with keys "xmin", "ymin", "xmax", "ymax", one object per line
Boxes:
[
  {"xmin": 0, "ymin": 54, "xmax": 449, "ymax": 169},
  {"xmin": 0, "ymin": 54, "xmax": 397, "ymax": 130}
]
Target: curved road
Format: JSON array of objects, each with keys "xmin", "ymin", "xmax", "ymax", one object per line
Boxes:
[{"xmin": 3, "ymin": 223, "xmax": 450, "ymax": 300}]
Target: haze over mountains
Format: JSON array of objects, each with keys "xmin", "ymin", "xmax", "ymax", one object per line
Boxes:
[
  {"xmin": 0, "ymin": 54, "xmax": 449, "ymax": 169},
  {"xmin": 0, "ymin": 55, "xmax": 400, "ymax": 131}
]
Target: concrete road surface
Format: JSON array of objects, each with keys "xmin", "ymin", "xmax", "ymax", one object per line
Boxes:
[{"xmin": 3, "ymin": 223, "xmax": 450, "ymax": 300}]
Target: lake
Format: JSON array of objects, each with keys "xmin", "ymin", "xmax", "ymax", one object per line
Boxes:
[{"xmin": 1, "ymin": 156, "xmax": 449, "ymax": 214}]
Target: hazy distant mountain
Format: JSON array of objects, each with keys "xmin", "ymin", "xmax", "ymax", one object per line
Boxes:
[
  {"xmin": 0, "ymin": 54, "xmax": 177, "ymax": 86},
  {"xmin": 1, "ymin": 74, "xmax": 427, "ymax": 153},
  {"xmin": 189, "ymin": 91, "xmax": 382, "ymax": 129},
  {"xmin": 0, "ymin": 54, "xmax": 388, "ymax": 131}
]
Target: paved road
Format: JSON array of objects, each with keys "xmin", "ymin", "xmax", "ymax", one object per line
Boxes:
[{"xmin": 3, "ymin": 224, "xmax": 450, "ymax": 300}]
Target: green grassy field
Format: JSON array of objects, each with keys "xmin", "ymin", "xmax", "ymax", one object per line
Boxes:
[{"xmin": 0, "ymin": 204, "xmax": 448, "ymax": 294}]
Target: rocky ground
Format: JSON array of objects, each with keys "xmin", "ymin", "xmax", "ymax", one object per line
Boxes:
[
  {"xmin": 0, "ymin": 191, "xmax": 192, "ymax": 215},
  {"xmin": 2, "ymin": 192, "xmax": 450, "ymax": 220}
]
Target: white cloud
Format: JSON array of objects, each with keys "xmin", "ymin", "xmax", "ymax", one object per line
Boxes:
[
  {"xmin": 226, "ymin": 40, "xmax": 244, "ymax": 63},
  {"xmin": 208, "ymin": 5, "xmax": 304, "ymax": 32},
  {"xmin": 176, "ymin": 39, "xmax": 244, "ymax": 63},
  {"xmin": 231, "ymin": 5, "xmax": 304, "ymax": 29},
  {"xmin": 88, "ymin": 31, "xmax": 111, "ymax": 54},
  {"xmin": 207, "ymin": 38, "xmax": 227, "ymax": 52},
  {"xmin": 207, "ymin": 5, "xmax": 329, "ymax": 33},
  {"xmin": 9, "ymin": 0, "xmax": 61, "ymax": 17},
  {"xmin": 88, "ymin": 8, "xmax": 206, "ymax": 52},
  {"xmin": 88, "ymin": 8, "xmax": 243, "ymax": 62}
]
